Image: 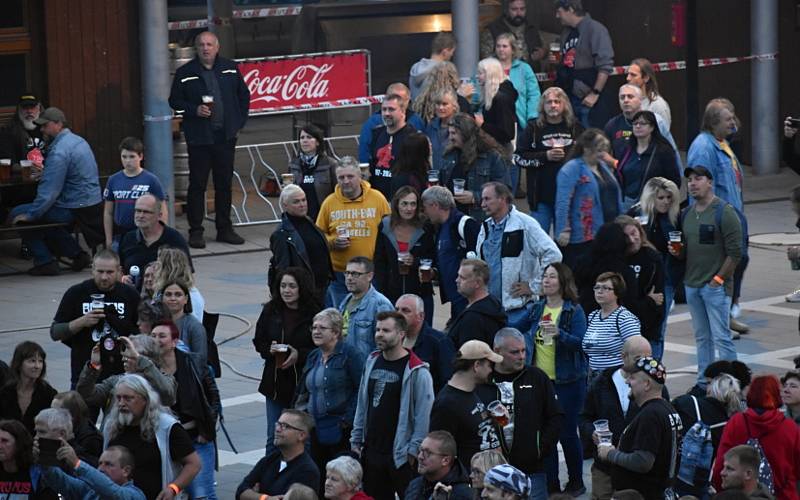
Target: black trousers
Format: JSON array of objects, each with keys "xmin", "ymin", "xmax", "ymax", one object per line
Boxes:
[
  {"xmin": 362, "ymin": 447, "xmax": 413, "ymax": 500},
  {"xmin": 186, "ymin": 137, "xmax": 236, "ymax": 233}
]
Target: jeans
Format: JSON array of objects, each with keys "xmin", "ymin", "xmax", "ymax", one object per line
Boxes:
[
  {"xmin": 732, "ymin": 253, "xmax": 749, "ymax": 304},
  {"xmin": 10, "ymin": 204, "xmax": 81, "ymax": 266},
  {"xmin": 528, "ymin": 472, "xmax": 547, "ymax": 500},
  {"xmin": 326, "ymin": 272, "xmax": 348, "ymax": 308},
  {"xmin": 510, "ymin": 162, "xmax": 521, "ymax": 195},
  {"xmin": 570, "ymin": 96, "xmax": 592, "ymax": 129},
  {"xmin": 187, "ymin": 439, "xmax": 218, "ymax": 499},
  {"xmin": 506, "ymin": 304, "xmax": 534, "ymax": 364},
  {"xmin": 531, "ymin": 203, "xmax": 554, "ymax": 236},
  {"xmin": 187, "ymin": 137, "xmax": 236, "ymax": 233},
  {"xmin": 265, "ymin": 397, "xmax": 286, "ymax": 454},
  {"xmin": 652, "ymin": 283, "xmax": 674, "ymax": 361},
  {"xmin": 423, "ymin": 293, "xmax": 434, "ymax": 326},
  {"xmin": 685, "ymin": 284, "xmax": 737, "ymax": 386},
  {"xmin": 544, "ymin": 378, "xmax": 586, "ymax": 489}
]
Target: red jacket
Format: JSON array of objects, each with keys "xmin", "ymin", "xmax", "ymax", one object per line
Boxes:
[{"xmin": 712, "ymin": 408, "xmax": 800, "ymax": 500}]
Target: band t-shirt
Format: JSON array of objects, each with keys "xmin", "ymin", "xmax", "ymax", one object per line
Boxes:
[
  {"xmin": 612, "ymin": 398, "xmax": 683, "ymax": 498},
  {"xmin": 104, "ymin": 169, "xmax": 166, "ymax": 234},
  {"xmin": 430, "ymin": 385, "xmax": 501, "ymax": 465},
  {"xmin": 365, "ymin": 354, "xmax": 408, "ymax": 453},
  {"xmin": 0, "ymin": 467, "xmax": 34, "ymax": 499},
  {"xmin": 108, "ymin": 423, "xmax": 195, "ymax": 500}
]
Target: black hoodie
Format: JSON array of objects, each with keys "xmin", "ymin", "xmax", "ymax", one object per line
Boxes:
[
  {"xmin": 481, "ymin": 80, "xmax": 519, "ymax": 145},
  {"xmin": 447, "ymin": 294, "xmax": 507, "ymax": 349},
  {"xmin": 405, "ymin": 460, "xmax": 473, "ymax": 500}
]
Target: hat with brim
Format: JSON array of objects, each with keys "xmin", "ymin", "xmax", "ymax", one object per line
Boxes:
[
  {"xmin": 18, "ymin": 94, "xmax": 39, "ymax": 107},
  {"xmin": 457, "ymin": 340, "xmax": 503, "ymax": 363},
  {"xmin": 684, "ymin": 165, "xmax": 713, "ymax": 180},
  {"xmin": 34, "ymin": 107, "xmax": 66, "ymax": 126}
]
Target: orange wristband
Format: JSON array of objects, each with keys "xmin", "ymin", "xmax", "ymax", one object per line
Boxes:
[
  {"xmin": 74, "ymin": 459, "xmax": 81, "ymax": 470},
  {"xmin": 89, "ymin": 361, "xmax": 100, "ymax": 371},
  {"xmin": 712, "ymin": 275, "xmax": 724, "ymax": 285},
  {"xmin": 260, "ymin": 495, "xmax": 269, "ymax": 500},
  {"xmin": 168, "ymin": 483, "xmax": 180, "ymax": 495}
]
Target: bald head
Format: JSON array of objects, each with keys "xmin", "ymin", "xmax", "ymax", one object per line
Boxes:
[
  {"xmin": 195, "ymin": 31, "xmax": 220, "ymax": 68},
  {"xmin": 386, "ymin": 83, "xmax": 411, "ymax": 105},
  {"xmin": 621, "ymin": 336, "xmax": 652, "ymax": 373}
]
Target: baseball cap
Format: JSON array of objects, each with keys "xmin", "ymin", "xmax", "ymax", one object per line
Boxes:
[
  {"xmin": 18, "ymin": 94, "xmax": 39, "ymax": 107},
  {"xmin": 484, "ymin": 464, "xmax": 531, "ymax": 497},
  {"xmin": 457, "ymin": 340, "xmax": 503, "ymax": 363},
  {"xmin": 684, "ymin": 165, "xmax": 713, "ymax": 180},
  {"xmin": 635, "ymin": 356, "xmax": 667, "ymax": 385},
  {"xmin": 34, "ymin": 107, "xmax": 67, "ymax": 126}
]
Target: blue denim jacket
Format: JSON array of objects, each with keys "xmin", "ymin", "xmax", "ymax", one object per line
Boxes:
[
  {"xmin": 295, "ymin": 340, "xmax": 365, "ymax": 424},
  {"xmin": 686, "ymin": 131, "xmax": 743, "ymax": 212},
  {"xmin": 338, "ymin": 285, "xmax": 395, "ymax": 362},
  {"xmin": 424, "ymin": 117, "xmax": 449, "ymax": 172},
  {"xmin": 440, "ymin": 149, "xmax": 510, "ymax": 220},
  {"xmin": 518, "ymin": 299, "xmax": 588, "ymax": 384},
  {"xmin": 555, "ymin": 158, "xmax": 622, "ymax": 244},
  {"xmin": 26, "ymin": 128, "xmax": 102, "ymax": 220},
  {"xmin": 41, "ymin": 462, "xmax": 145, "ymax": 500}
]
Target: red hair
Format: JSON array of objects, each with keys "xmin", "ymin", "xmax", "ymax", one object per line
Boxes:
[
  {"xmin": 746, "ymin": 375, "xmax": 781, "ymax": 410},
  {"xmin": 153, "ymin": 320, "xmax": 180, "ymax": 341}
]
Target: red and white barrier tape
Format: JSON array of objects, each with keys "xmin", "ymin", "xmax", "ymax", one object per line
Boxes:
[
  {"xmin": 168, "ymin": 6, "xmax": 302, "ymax": 31},
  {"xmin": 534, "ymin": 52, "xmax": 778, "ymax": 82}
]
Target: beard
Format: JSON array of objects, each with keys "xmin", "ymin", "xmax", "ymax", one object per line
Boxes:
[
  {"xmin": 117, "ymin": 411, "xmax": 135, "ymax": 426},
  {"xmin": 506, "ymin": 15, "xmax": 525, "ymax": 26},
  {"xmin": 20, "ymin": 117, "xmax": 37, "ymax": 131}
]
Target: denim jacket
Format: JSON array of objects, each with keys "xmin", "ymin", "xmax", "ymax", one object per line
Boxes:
[
  {"xmin": 555, "ymin": 158, "xmax": 622, "ymax": 244},
  {"xmin": 294, "ymin": 340, "xmax": 364, "ymax": 424},
  {"xmin": 424, "ymin": 117, "xmax": 450, "ymax": 172},
  {"xmin": 338, "ymin": 285, "xmax": 395, "ymax": 362},
  {"xmin": 26, "ymin": 128, "xmax": 102, "ymax": 220},
  {"xmin": 686, "ymin": 131, "xmax": 743, "ymax": 212},
  {"xmin": 351, "ymin": 349, "xmax": 434, "ymax": 468},
  {"xmin": 522, "ymin": 299, "xmax": 588, "ymax": 384},
  {"xmin": 41, "ymin": 462, "xmax": 146, "ymax": 500},
  {"xmin": 440, "ymin": 149, "xmax": 510, "ymax": 220}
]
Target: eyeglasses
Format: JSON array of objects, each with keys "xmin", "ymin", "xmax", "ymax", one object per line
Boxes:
[
  {"xmin": 275, "ymin": 421, "xmax": 305, "ymax": 432},
  {"xmin": 344, "ymin": 270, "xmax": 369, "ymax": 278},
  {"xmin": 593, "ymin": 285, "xmax": 614, "ymax": 292},
  {"xmin": 418, "ymin": 448, "xmax": 446, "ymax": 459}
]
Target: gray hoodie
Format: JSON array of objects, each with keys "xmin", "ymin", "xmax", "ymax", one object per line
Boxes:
[{"xmin": 409, "ymin": 58, "xmax": 439, "ymax": 99}]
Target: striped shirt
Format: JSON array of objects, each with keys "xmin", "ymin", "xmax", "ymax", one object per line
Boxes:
[{"xmin": 582, "ymin": 306, "xmax": 641, "ymax": 371}]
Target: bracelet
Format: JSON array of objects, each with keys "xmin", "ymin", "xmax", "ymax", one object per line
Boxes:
[
  {"xmin": 168, "ymin": 483, "xmax": 180, "ymax": 495},
  {"xmin": 712, "ymin": 275, "xmax": 725, "ymax": 285}
]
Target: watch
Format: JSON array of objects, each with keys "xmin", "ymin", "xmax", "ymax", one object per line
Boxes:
[{"xmin": 590, "ymin": 88, "xmax": 601, "ymax": 96}]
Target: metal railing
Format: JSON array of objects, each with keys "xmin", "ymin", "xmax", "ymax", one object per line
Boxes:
[{"xmin": 205, "ymin": 134, "xmax": 360, "ymax": 227}]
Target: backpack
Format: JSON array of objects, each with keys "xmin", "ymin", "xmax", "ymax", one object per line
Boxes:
[
  {"xmin": 743, "ymin": 414, "xmax": 776, "ymax": 495},
  {"xmin": 676, "ymin": 396, "xmax": 726, "ymax": 491},
  {"xmin": 678, "ymin": 199, "xmax": 748, "ymax": 258}
]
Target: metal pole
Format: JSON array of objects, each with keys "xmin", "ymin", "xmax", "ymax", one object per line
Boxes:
[
  {"xmin": 452, "ymin": 0, "xmax": 479, "ymax": 80},
  {"xmin": 208, "ymin": 0, "xmax": 236, "ymax": 58},
  {"xmin": 751, "ymin": 0, "xmax": 779, "ymax": 175},
  {"xmin": 140, "ymin": 1, "xmax": 175, "ymax": 224},
  {"xmin": 685, "ymin": 0, "xmax": 699, "ymax": 146}
]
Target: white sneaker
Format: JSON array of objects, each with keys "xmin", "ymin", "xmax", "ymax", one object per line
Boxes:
[
  {"xmin": 731, "ymin": 330, "xmax": 741, "ymax": 340},
  {"xmin": 786, "ymin": 290, "xmax": 800, "ymax": 302},
  {"xmin": 730, "ymin": 303, "xmax": 742, "ymax": 318}
]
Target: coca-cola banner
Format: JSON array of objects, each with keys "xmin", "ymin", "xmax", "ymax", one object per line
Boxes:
[{"xmin": 238, "ymin": 50, "xmax": 370, "ymax": 114}]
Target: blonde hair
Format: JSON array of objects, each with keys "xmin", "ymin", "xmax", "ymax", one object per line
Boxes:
[
  {"xmin": 477, "ymin": 58, "xmax": 506, "ymax": 111},
  {"xmin": 155, "ymin": 247, "xmax": 194, "ymax": 292},
  {"xmin": 639, "ymin": 177, "xmax": 680, "ymax": 226},
  {"xmin": 536, "ymin": 86, "xmax": 575, "ymax": 128},
  {"xmin": 707, "ymin": 373, "xmax": 743, "ymax": 417},
  {"xmin": 495, "ymin": 32, "xmax": 522, "ymax": 61},
  {"xmin": 412, "ymin": 61, "xmax": 460, "ymax": 123}
]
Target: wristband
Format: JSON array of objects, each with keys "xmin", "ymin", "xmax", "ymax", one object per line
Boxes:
[
  {"xmin": 74, "ymin": 459, "xmax": 81, "ymax": 470},
  {"xmin": 591, "ymin": 88, "xmax": 601, "ymax": 95},
  {"xmin": 89, "ymin": 361, "xmax": 101, "ymax": 371},
  {"xmin": 168, "ymin": 483, "xmax": 180, "ymax": 495},
  {"xmin": 260, "ymin": 495, "xmax": 269, "ymax": 500},
  {"xmin": 712, "ymin": 275, "xmax": 724, "ymax": 285}
]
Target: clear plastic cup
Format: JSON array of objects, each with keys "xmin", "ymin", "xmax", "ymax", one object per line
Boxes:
[{"xmin": 453, "ymin": 178, "xmax": 466, "ymax": 195}]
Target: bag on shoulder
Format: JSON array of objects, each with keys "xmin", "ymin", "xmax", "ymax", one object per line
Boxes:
[
  {"xmin": 676, "ymin": 396, "xmax": 725, "ymax": 492},
  {"xmin": 743, "ymin": 414, "xmax": 776, "ymax": 495}
]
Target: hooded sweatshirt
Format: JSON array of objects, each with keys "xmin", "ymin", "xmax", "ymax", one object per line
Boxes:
[
  {"xmin": 712, "ymin": 408, "xmax": 800, "ymax": 500},
  {"xmin": 447, "ymin": 294, "xmax": 507, "ymax": 349},
  {"xmin": 405, "ymin": 460, "xmax": 473, "ymax": 500},
  {"xmin": 316, "ymin": 180, "xmax": 391, "ymax": 272},
  {"xmin": 409, "ymin": 58, "xmax": 439, "ymax": 99}
]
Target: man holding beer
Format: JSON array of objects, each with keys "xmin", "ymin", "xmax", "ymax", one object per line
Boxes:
[
  {"xmin": 669, "ymin": 166, "xmax": 742, "ymax": 390},
  {"xmin": 169, "ymin": 31, "xmax": 250, "ymax": 249}
]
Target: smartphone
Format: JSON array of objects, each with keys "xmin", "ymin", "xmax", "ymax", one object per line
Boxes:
[
  {"xmin": 37, "ymin": 438, "xmax": 61, "ymax": 467},
  {"xmin": 789, "ymin": 118, "xmax": 800, "ymax": 129}
]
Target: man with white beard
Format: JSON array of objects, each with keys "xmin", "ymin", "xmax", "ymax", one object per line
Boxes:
[
  {"xmin": 104, "ymin": 374, "xmax": 201, "ymax": 500},
  {"xmin": 0, "ymin": 94, "xmax": 45, "ymax": 164}
]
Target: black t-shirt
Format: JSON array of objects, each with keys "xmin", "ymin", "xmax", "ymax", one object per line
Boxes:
[
  {"xmin": 369, "ymin": 124, "xmax": 416, "ymax": 200},
  {"xmin": 523, "ymin": 121, "xmax": 577, "ymax": 206},
  {"xmin": 108, "ymin": 423, "xmax": 195, "ymax": 500},
  {"xmin": 561, "ymin": 28, "xmax": 580, "ymax": 70},
  {"xmin": 235, "ymin": 450, "xmax": 321, "ymax": 498},
  {"xmin": 365, "ymin": 354, "xmax": 409, "ymax": 453},
  {"xmin": 430, "ymin": 384, "xmax": 501, "ymax": 465},
  {"xmin": 0, "ymin": 466, "xmax": 34, "ymax": 498},
  {"xmin": 612, "ymin": 398, "xmax": 683, "ymax": 498},
  {"xmin": 52, "ymin": 279, "xmax": 140, "ymax": 384},
  {"xmin": 297, "ymin": 158, "xmax": 322, "ymax": 218},
  {"xmin": 118, "ymin": 224, "xmax": 194, "ymax": 279}
]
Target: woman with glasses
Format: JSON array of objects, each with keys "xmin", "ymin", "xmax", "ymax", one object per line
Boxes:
[
  {"xmin": 615, "ymin": 110, "xmax": 680, "ymax": 211},
  {"xmin": 581, "ymin": 272, "xmax": 640, "ymax": 380},
  {"xmin": 373, "ymin": 186, "xmax": 436, "ymax": 323},
  {"xmin": 254, "ymin": 267, "xmax": 321, "ymax": 454},
  {"xmin": 294, "ymin": 309, "xmax": 364, "ymax": 476}
]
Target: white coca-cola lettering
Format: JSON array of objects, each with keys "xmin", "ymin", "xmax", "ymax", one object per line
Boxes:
[{"xmin": 244, "ymin": 63, "xmax": 332, "ymax": 104}]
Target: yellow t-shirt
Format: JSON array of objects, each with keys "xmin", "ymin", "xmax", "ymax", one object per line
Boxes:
[
  {"xmin": 534, "ymin": 305, "xmax": 562, "ymax": 380},
  {"xmin": 718, "ymin": 139, "xmax": 742, "ymax": 188}
]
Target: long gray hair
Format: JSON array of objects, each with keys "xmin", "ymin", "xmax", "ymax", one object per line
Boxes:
[{"xmin": 106, "ymin": 373, "xmax": 166, "ymax": 442}]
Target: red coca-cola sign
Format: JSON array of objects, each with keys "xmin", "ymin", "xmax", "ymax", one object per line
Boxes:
[{"xmin": 238, "ymin": 50, "xmax": 370, "ymax": 114}]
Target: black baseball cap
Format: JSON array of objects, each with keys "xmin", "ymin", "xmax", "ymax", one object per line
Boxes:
[
  {"xmin": 18, "ymin": 94, "xmax": 39, "ymax": 107},
  {"xmin": 684, "ymin": 165, "xmax": 713, "ymax": 180}
]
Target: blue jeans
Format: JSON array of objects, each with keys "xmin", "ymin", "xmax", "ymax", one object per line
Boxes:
[
  {"xmin": 531, "ymin": 203, "xmax": 554, "ymax": 236},
  {"xmin": 685, "ymin": 284, "xmax": 737, "ymax": 386},
  {"xmin": 326, "ymin": 272, "xmax": 347, "ymax": 308},
  {"xmin": 506, "ymin": 305, "xmax": 534, "ymax": 364},
  {"xmin": 188, "ymin": 439, "xmax": 218, "ymax": 499},
  {"xmin": 653, "ymin": 283, "xmax": 674, "ymax": 361},
  {"xmin": 569, "ymin": 96, "xmax": 591, "ymax": 129},
  {"xmin": 10, "ymin": 204, "xmax": 81, "ymax": 266},
  {"xmin": 265, "ymin": 397, "xmax": 286, "ymax": 454},
  {"xmin": 544, "ymin": 378, "xmax": 586, "ymax": 489},
  {"xmin": 528, "ymin": 472, "xmax": 547, "ymax": 500}
]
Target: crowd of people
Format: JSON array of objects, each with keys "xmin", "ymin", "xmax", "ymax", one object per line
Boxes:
[{"xmin": 2, "ymin": 0, "xmax": 800, "ymax": 499}]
